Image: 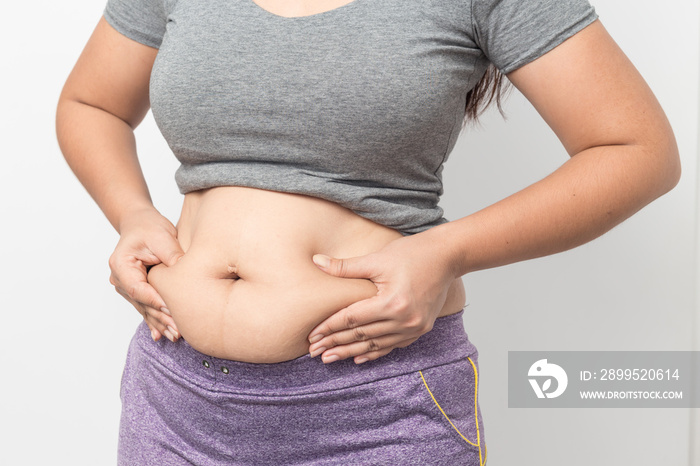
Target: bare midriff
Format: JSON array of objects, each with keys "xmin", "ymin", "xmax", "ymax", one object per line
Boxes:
[{"xmin": 147, "ymin": 186, "xmax": 466, "ymax": 363}]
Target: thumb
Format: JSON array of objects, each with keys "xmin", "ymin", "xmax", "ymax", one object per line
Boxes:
[
  {"xmin": 152, "ymin": 236, "xmax": 186, "ymax": 267},
  {"xmin": 165, "ymin": 250, "xmax": 186, "ymax": 267},
  {"xmin": 312, "ymin": 254, "xmax": 374, "ymax": 279}
]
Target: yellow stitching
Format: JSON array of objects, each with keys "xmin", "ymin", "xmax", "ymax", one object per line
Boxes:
[
  {"xmin": 419, "ymin": 369, "xmax": 478, "ymax": 447},
  {"xmin": 418, "ymin": 357, "xmax": 485, "ymax": 466},
  {"xmin": 467, "ymin": 356, "xmax": 484, "ymax": 466}
]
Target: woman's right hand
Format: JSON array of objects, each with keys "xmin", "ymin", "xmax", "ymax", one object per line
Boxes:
[{"xmin": 109, "ymin": 207, "xmax": 185, "ymax": 342}]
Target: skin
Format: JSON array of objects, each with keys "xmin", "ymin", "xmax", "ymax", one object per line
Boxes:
[
  {"xmin": 56, "ymin": 8, "xmax": 680, "ymax": 365},
  {"xmin": 250, "ymin": 0, "xmax": 357, "ymax": 17},
  {"xmin": 142, "ymin": 186, "xmax": 466, "ymax": 362}
]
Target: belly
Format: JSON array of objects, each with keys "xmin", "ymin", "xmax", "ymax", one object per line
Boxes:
[{"xmin": 147, "ymin": 186, "xmax": 466, "ymax": 362}]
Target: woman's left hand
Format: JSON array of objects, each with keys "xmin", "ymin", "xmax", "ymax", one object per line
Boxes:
[{"xmin": 307, "ymin": 229, "xmax": 460, "ymax": 364}]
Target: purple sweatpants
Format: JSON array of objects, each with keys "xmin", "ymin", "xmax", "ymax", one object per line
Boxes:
[{"xmin": 118, "ymin": 309, "xmax": 487, "ymax": 465}]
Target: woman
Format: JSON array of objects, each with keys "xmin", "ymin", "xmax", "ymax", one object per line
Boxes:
[{"xmin": 55, "ymin": 0, "xmax": 680, "ymax": 464}]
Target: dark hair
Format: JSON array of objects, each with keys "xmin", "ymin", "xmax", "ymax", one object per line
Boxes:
[{"xmin": 462, "ymin": 63, "xmax": 511, "ymax": 126}]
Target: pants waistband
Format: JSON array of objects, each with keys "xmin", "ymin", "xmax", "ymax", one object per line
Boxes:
[{"xmin": 132, "ymin": 309, "xmax": 477, "ymax": 396}]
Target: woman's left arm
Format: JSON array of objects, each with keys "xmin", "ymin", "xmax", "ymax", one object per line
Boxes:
[{"xmin": 307, "ymin": 19, "xmax": 681, "ymax": 364}]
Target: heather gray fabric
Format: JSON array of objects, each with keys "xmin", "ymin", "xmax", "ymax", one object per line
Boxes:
[
  {"xmin": 118, "ymin": 310, "xmax": 487, "ymax": 464},
  {"xmin": 103, "ymin": 0, "xmax": 598, "ymax": 235}
]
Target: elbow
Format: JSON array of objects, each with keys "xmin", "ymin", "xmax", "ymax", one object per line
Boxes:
[
  {"xmin": 654, "ymin": 132, "xmax": 682, "ymax": 197},
  {"xmin": 631, "ymin": 120, "xmax": 681, "ymax": 200},
  {"xmin": 55, "ymin": 96, "xmax": 71, "ymax": 155}
]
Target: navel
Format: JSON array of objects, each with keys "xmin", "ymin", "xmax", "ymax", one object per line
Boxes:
[{"xmin": 226, "ymin": 264, "xmax": 240, "ymax": 280}]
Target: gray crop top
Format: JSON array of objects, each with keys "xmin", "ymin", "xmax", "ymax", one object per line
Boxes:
[{"xmin": 103, "ymin": 0, "xmax": 598, "ymax": 235}]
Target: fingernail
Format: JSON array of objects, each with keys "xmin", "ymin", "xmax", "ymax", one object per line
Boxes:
[
  {"xmin": 308, "ymin": 333, "xmax": 323, "ymax": 344},
  {"xmin": 161, "ymin": 307, "xmax": 171, "ymax": 316},
  {"xmin": 322, "ymin": 354, "xmax": 339, "ymax": 364},
  {"xmin": 163, "ymin": 329, "xmax": 175, "ymax": 342},
  {"xmin": 309, "ymin": 347, "xmax": 326, "ymax": 358},
  {"xmin": 167, "ymin": 326, "xmax": 179, "ymax": 339},
  {"xmin": 355, "ymin": 357, "xmax": 369, "ymax": 365},
  {"xmin": 150, "ymin": 329, "xmax": 157, "ymax": 341},
  {"xmin": 312, "ymin": 254, "xmax": 330, "ymax": 269}
]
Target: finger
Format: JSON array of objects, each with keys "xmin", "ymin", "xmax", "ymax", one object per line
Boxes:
[
  {"xmin": 308, "ymin": 295, "xmax": 387, "ymax": 343},
  {"xmin": 115, "ymin": 287, "xmax": 163, "ymax": 341},
  {"xmin": 353, "ymin": 337, "xmax": 419, "ymax": 364},
  {"xmin": 317, "ymin": 333, "xmax": 407, "ymax": 363},
  {"xmin": 148, "ymin": 233, "xmax": 186, "ymax": 267},
  {"xmin": 143, "ymin": 314, "xmax": 164, "ymax": 341},
  {"xmin": 150, "ymin": 327, "xmax": 163, "ymax": 342},
  {"xmin": 312, "ymin": 253, "xmax": 376, "ymax": 280},
  {"xmin": 138, "ymin": 300, "xmax": 180, "ymax": 339},
  {"xmin": 308, "ymin": 319, "xmax": 397, "ymax": 356},
  {"xmin": 115, "ymin": 262, "xmax": 168, "ymax": 311},
  {"xmin": 144, "ymin": 306, "xmax": 180, "ymax": 338},
  {"xmin": 142, "ymin": 308, "xmax": 179, "ymax": 342},
  {"xmin": 114, "ymin": 286, "xmax": 179, "ymax": 341}
]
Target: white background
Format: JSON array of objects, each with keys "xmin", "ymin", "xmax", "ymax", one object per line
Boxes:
[{"xmin": 1, "ymin": 0, "xmax": 697, "ymax": 464}]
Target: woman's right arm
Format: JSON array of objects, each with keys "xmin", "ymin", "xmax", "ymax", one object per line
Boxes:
[{"xmin": 55, "ymin": 16, "xmax": 184, "ymax": 342}]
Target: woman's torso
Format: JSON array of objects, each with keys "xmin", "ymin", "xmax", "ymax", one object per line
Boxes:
[
  {"xmin": 144, "ymin": 1, "xmax": 472, "ymax": 362},
  {"xmin": 147, "ymin": 186, "xmax": 466, "ymax": 363}
]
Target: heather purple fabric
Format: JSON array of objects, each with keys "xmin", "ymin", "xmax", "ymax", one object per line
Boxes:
[{"xmin": 118, "ymin": 309, "xmax": 487, "ymax": 465}]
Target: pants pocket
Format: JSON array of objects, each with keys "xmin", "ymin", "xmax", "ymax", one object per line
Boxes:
[{"xmin": 418, "ymin": 356, "xmax": 488, "ymax": 465}]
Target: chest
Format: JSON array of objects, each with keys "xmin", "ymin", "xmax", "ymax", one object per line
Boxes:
[{"xmin": 149, "ymin": 0, "xmax": 488, "ymax": 167}]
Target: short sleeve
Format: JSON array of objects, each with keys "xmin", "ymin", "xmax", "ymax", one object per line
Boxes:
[
  {"xmin": 471, "ymin": 0, "xmax": 598, "ymax": 74},
  {"xmin": 103, "ymin": 0, "xmax": 167, "ymax": 49}
]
